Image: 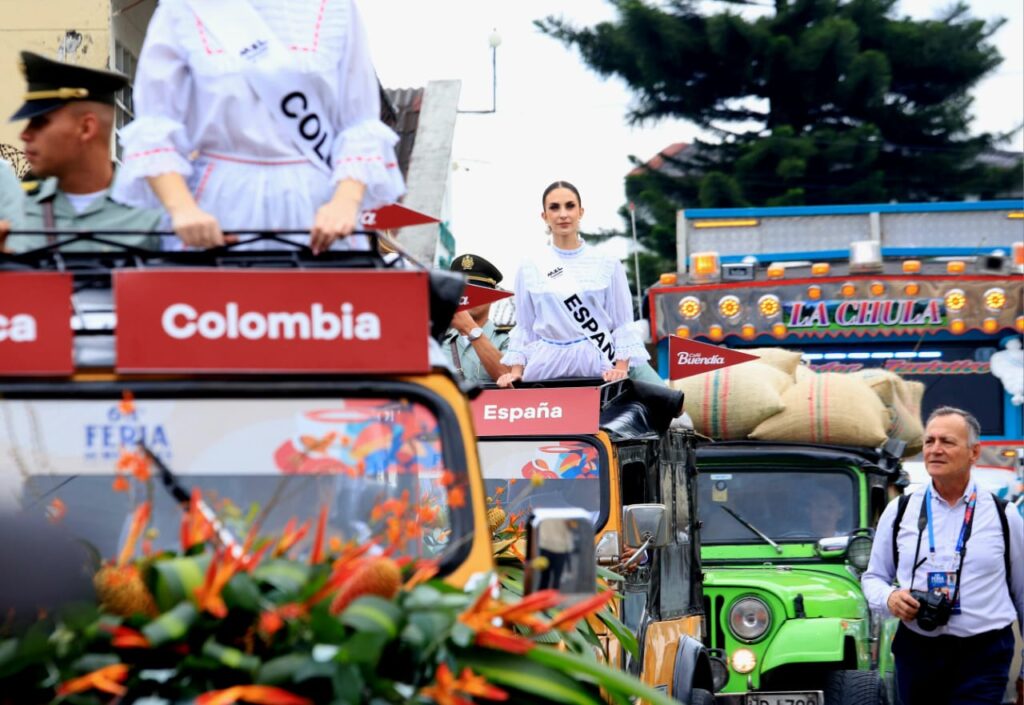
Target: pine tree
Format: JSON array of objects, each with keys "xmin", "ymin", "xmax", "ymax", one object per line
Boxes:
[{"xmin": 538, "ymin": 0, "xmax": 1022, "ymax": 270}]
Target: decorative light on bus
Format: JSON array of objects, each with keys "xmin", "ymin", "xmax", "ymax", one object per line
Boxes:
[
  {"xmin": 982, "ymin": 318, "xmax": 999, "ymax": 334},
  {"xmin": 811, "ymin": 262, "xmax": 831, "ymax": 277},
  {"xmin": 902, "ymin": 260, "xmax": 922, "ymax": 274},
  {"xmin": 1008, "ymin": 213, "xmax": 1024, "ymax": 220},
  {"xmin": 766, "ymin": 264, "xmax": 785, "ymax": 280},
  {"xmin": 692, "ymin": 218, "xmax": 759, "ymax": 229},
  {"xmin": 709, "ymin": 324, "xmax": 724, "ymax": 341},
  {"xmin": 840, "ymin": 282, "xmax": 856, "ymax": 298},
  {"xmin": 771, "ymin": 322, "xmax": 787, "ymax": 338},
  {"xmin": 983, "ymin": 287, "xmax": 1007, "ymax": 312},
  {"xmin": 869, "ymin": 281, "xmax": 886, "ymax": 297},
  {"xmin": 903, "ymin": 282, "xmax": 920, "ymax": 296},
  {"xmin": 758, "ymin": 295, "xmax": 782, "ymax": 318},
  {"xmin": 678, "ymin": 296, "xmax": 703, "ymax": 319},
  {"xmin": 1017, "ymin": 316, "xmax": 1024, "ymax": 333},
  {"xmin": 946, "ymin": 260, "xmax": 967, "ymax": 275},
  {"xmin": 807, "ymin": 285, "xmax": 822, "ymax": 300},
  {"xmin": 718, "ymin": 295, "xmax": 742, "ymax": 320},
  {"xmin": 944, "ymin": 289, "xmax": 967, "ymax": 312},
  {"xmin": 689, "ymin": 252, "xmax": 721, "ymax": 283},
  {"xmin": 950, "ymin": 319, "xmax": 967, "ymax": 335},
  {"xmin": 1014, "ymin": 241, "xmax": 1023, "ymax": 269},
  {"xmin": 741, "ymin": 324, "xmax": 756, "ymax": 340},
  {"xmin": 659, "ymin": 273, "xmax": 678, "ymax": 286},
  {"xmin": 675, "ymin": 325, "xmax": 691, "ymax": 338}
]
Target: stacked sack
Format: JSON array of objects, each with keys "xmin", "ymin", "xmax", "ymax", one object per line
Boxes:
[{"xmin": 673, "ymin": 348, "xmax": 922, "ymax": 455}]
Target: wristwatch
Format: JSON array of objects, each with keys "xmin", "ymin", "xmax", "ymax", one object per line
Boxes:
[{"xmin": 467, "ymin": 327, "xmax": 484, "ymax": 342}]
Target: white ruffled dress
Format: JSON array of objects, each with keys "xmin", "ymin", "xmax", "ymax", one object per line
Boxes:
[
  {"xmin": 112, "ymin": 0, "xmax": 404, "ymax": 250},
  {"xmin": 502, "ymin": 242, "xmax": 650, "ymax": 382}
]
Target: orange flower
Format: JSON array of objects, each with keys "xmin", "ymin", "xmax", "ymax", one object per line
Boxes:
[
  {"xmin": 194, "ymin": 549, "xmax": 241, "ymax": 618},
  {"xmin": 195, "ymin": 685, "xmax": 313, "ymax": 705},
  {"xmin": 273, "ymin": 517, "xmax": 311, "ymax": 558},
  {"xmin": 448, "ymin": 486, "xmax": 466, "ymax": 509},
  {"xmin": 310, "ymin": 504, "xmax": 328, "ymax": 565},
  {"xmin": 57, "ymin": 663, "xmax": 129, "ymax": 697},
  {"xmin": 181, "ymin": 488, "xmax": 216, "ymax": 551},
  {"xmin": 117, "ymin": 448, "xmax": 151, "ymax": 483},
  {"xmin": 112, "ymin": 474, "xmax": 130, "ymax": 493},
  {"xmin": 542, "ymin": 590, "xmax": 616, "ymax": 634},
  {"xmin": 420, "ymin": 663, "xmax": 508, "ymax": 705},
  {"xmin": 46, "ymin": 497, "xmax": 66, "ymax": 523},
  {"xmin": 457, "ymin": 586, "xmax": 538, "ymax": 655},
  {"xmin": 106, "ymin": 625, "xmax": 151, "ymax": 649},
  {"xmin": 117, "ymin": 502, "xmax": 151, "ymax": 567},
  {"xmin": 259, "ymin": 603, "xmax": 307, "ymax": 638},
  {"xmin": 119, "ymin": 390, "xmax": 136, "ymax": 416}
]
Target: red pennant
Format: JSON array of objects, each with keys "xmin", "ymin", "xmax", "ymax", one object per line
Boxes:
[
  {"xmin": 456, "ymin": 284, "xmax": 514, "ymax": 312},
  {"xmin": 668, "ymin": 336, "xmax": 759, "ymax": 380},
  {"xmin": 360, "ymin": 204, "xmax": 439, "ymax": 230}
]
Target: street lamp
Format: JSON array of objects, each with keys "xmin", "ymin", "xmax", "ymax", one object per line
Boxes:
[{"xmin": 459, "ymin": 29, "xmax": 501, "ymax": 114}]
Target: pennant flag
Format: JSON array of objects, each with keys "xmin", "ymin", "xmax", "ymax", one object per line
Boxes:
[
  {"xmin": 360, "ymin": 204, "xmax": 439, "ymax": 230},
  {"xmin": 456, "ymin": 284, "xmax": 514, "ymax": 312},
  {"xmin": 668, "ymin": 336, "xmax": 759, "ymax": 380}
]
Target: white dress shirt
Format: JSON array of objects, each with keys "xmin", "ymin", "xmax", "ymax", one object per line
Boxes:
[{"xmin": 862, "ymin": 474, "xmax": 1024, "ymax": 675}]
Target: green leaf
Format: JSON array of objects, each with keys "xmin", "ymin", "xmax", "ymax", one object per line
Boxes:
[
  {"xmin": 450, "ymin": 622, "xmax": 474, "ymax": 648},
  {"xmin": 141, "ymin": 601, "xmax": 198, "ymax": 647},
  {"xmin": 69, "ymin": 653, "xmax": 120, "ymax": 674},
  {"xmin": 459, "ymin": 649, "xmax": 604, "ymax": 705},
  {"xmin": 339, "ymin": 596, "xmax": 401, "ymax": 639},
  {"xmin": 258, "ymin": 654, "xmax": 312, "ymax": 685},
  {"xmin": 222, "ymin": 572, "xmax": 261, "ymax": 612},
  {"xmin": 336, "ymin": 630, "xmax": 388, "ymax": 666},
  {"xmin": 596, "ymin": 566, "xmax": 624, "ymax": 582},
  {"xmin": 527, "ymin": 646, "xmax": 682, "ymax": 705},
  {"xmin": 596, "ymin": 608, "xmax": 639, "ymax": 659},
  {"xmin": 253, "ymin": 560, "xmax": 311, "ymax": 597},
  {"xmin": 403, "ymin": 585, "xmax": 443, "ymax": 610},
  {"xmin": 201, "ymin": 638, "xmax": 260, "ymax": 673},
  {"xmin": 150, "ymin": 556, "xmax": 207, "ymax": 611},
  {"xmin": 406, "ymin": 611, "xmax": 452, "ymax": 644}
]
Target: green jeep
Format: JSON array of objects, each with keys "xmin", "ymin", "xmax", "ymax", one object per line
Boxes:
[{"xmin": 695, "ymin": 440, "xmax": 905, "ymax": 704}]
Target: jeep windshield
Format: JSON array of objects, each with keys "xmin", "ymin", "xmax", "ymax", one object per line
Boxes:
[
  {"xmin": 478, "ymin": 438, "xmax": 607, "ymax": 529},
  {"xmin": 698, "ymin": 469, "xmax": 857, "ymax": 543},
  {"xmin": 1, "ymin": 385, "xmax": 472, "ymax": 570}
]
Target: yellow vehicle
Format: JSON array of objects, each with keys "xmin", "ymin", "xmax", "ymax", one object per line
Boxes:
[
  {"xmin": 0, "ymin": 241, "xmax": 495, "ymax": 592},
  {"xmin": 474, "ymin": 379, "xmax": 723, "ymax": 702}
]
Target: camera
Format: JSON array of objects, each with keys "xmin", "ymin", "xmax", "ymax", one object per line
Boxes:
[{"xmin": 910, "ymin": 589, "xmax": 952, "ymax": 631}]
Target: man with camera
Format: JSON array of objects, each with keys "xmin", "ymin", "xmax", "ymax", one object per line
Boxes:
[{"xmin": 863, "ymin": 407, "xmax": 1024, "ymax": 704}]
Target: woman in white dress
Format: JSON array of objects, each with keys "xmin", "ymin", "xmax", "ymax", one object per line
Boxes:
[
  {"xmin": 496, "ymin": 181, "xmax": 650, "ymax": 387},
  {"xmin": 112, "ymin": 0, "xmax": 404, "ymax": 254}
]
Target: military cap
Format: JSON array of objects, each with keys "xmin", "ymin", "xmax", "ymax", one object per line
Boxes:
[
  {"xmin": 450, "ymin": 253, "xmax": 504, "ymax": 288},
  {"xmin": 10, "ymin": 51, "xmax": 129, "ymax": 122}
]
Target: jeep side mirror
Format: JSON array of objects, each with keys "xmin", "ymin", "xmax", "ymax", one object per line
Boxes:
[
  {"xmin": 524, "ymin": 508, "xmax": 596, "ymax": 597},
  {"xmin": 622, "ymin": 503, "xmax": 671, "ymax": 549}
]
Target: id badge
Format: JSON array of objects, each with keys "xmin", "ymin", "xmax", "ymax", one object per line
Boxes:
[{"xmin": 926, "ymin": 570, "xmax": 961, "ymax": 614}]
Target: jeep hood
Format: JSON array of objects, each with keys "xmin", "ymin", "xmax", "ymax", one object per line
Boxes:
[{"xmin": 703, "ymin": 565, "xmax": 867, "ymax": 619}]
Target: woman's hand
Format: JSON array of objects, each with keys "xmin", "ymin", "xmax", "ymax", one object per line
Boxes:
[
  {"xmin": 311, "ymin": 196, "xmax": 359, "ymax": 255},
  {"xmin": 496, "ymin": 366, "xmax": 523, "ymax": 388},
  {"xmin": 170, "ymin": 205, "xmax": 224, "ymax": 249},
  {"xmin": 602, "ymin": 361, "xmax": 629, "ymax": 382}
]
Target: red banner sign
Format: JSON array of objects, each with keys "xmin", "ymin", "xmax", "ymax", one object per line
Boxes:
[
  {"xmin": 360, "ymin": 204, "xmax": 438, "ymax": 230},
  {"xmin": 456, "ymin": 284, "xmax": 514, "ymax": 312},
  {"xmin": 0, "ymin": 272, "xmax": 73, "ymax": 375},
  {"xmin": 668, "ymin": 336, "xmax": 758, "ymax": 380},
  {"xmin": 114, "ymin": 270, "xmax": 430, "ymax": 373},
  {"xmin": 472, "ymin": 387, "xmax": 601, "ymax": 436}
]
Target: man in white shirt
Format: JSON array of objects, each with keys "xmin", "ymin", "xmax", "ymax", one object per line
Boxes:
[{"xmin": 862, "ymin": 406, "xmax": 1024, "ymax": 704}]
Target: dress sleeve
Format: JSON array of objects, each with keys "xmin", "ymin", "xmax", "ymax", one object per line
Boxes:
[
  {"xmin": 330, "ymin": 0, "xmax": 405, "ymax": 209},
  {"xmin": 607, "ymin": 259, "xmax": 650, "ymax": 366},
  {"xmin": 501, "ymin": 266, "xmax": 536, "ymax": 368},
  {"xmin": 113, "ymin": 1, "xmax": 195, "ymax": 209}
]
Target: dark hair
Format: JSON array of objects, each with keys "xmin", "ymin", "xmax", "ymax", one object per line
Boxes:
[{"xmin": 542, "ymin": 180, "xmax": 582, "ymax": 207}]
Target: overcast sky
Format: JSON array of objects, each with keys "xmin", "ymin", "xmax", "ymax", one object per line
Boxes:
[{"xmin": 360, "ymin": 0, "xmax": 1024, "ymax": 279}]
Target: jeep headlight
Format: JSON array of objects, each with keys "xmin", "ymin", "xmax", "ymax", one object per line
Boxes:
[
  {"xmin": 728, "ymin": 596, "xmax": 771, "ymax": 642},
  {"xmin": 847, "ymin": 534, "xmax": 873, "ymax": 571}
]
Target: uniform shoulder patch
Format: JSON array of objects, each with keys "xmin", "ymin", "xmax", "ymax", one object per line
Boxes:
[{"xmin": 21, "ymin": 180, "xmax": 40, "ymax": 195}]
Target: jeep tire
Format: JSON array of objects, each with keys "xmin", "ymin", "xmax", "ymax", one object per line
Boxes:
[
  {"xmin": 824, "ymin": 670, "xmax": 888, "ymax": 705},
  {"xmin": 689, "ymin": 688, "xmax": 715, "ymax": 705}
]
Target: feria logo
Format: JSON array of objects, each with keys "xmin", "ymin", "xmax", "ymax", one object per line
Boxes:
[
  {"xmin": 161, "ymin": 302, "xmax": 381, "ymax": 341},
  {"xmin": 676, "ymin": 351, "xmax": 725, "ymax": 365},
  {"xmin": 0, "ymin": 313, "xmax": 37, "ymax": 343}
]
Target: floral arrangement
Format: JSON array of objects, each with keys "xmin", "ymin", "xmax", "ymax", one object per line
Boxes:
[{"xmin": 0, "ymin": 450, "xmax": 669, "ymax": 705}]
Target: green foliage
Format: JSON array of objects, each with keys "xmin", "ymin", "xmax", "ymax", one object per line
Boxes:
[{"xmin": 538, "ymin": 0, "xmax": 1022, "ymax": 271}]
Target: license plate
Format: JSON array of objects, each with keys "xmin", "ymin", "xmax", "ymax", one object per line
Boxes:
[{"xmin": 745, "ymin": 692, "xmax": 823, "ymax": 705}]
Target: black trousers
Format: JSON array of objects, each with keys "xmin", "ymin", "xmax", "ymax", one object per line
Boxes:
[{"xmin": 892, "ymin": 622, "xmax": 1015, "ymax": 705}]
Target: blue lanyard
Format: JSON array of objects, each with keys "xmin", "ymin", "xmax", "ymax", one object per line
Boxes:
[{"xmin": 925, "ymin": 485, "xmax": 977, "ymax": 556}]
